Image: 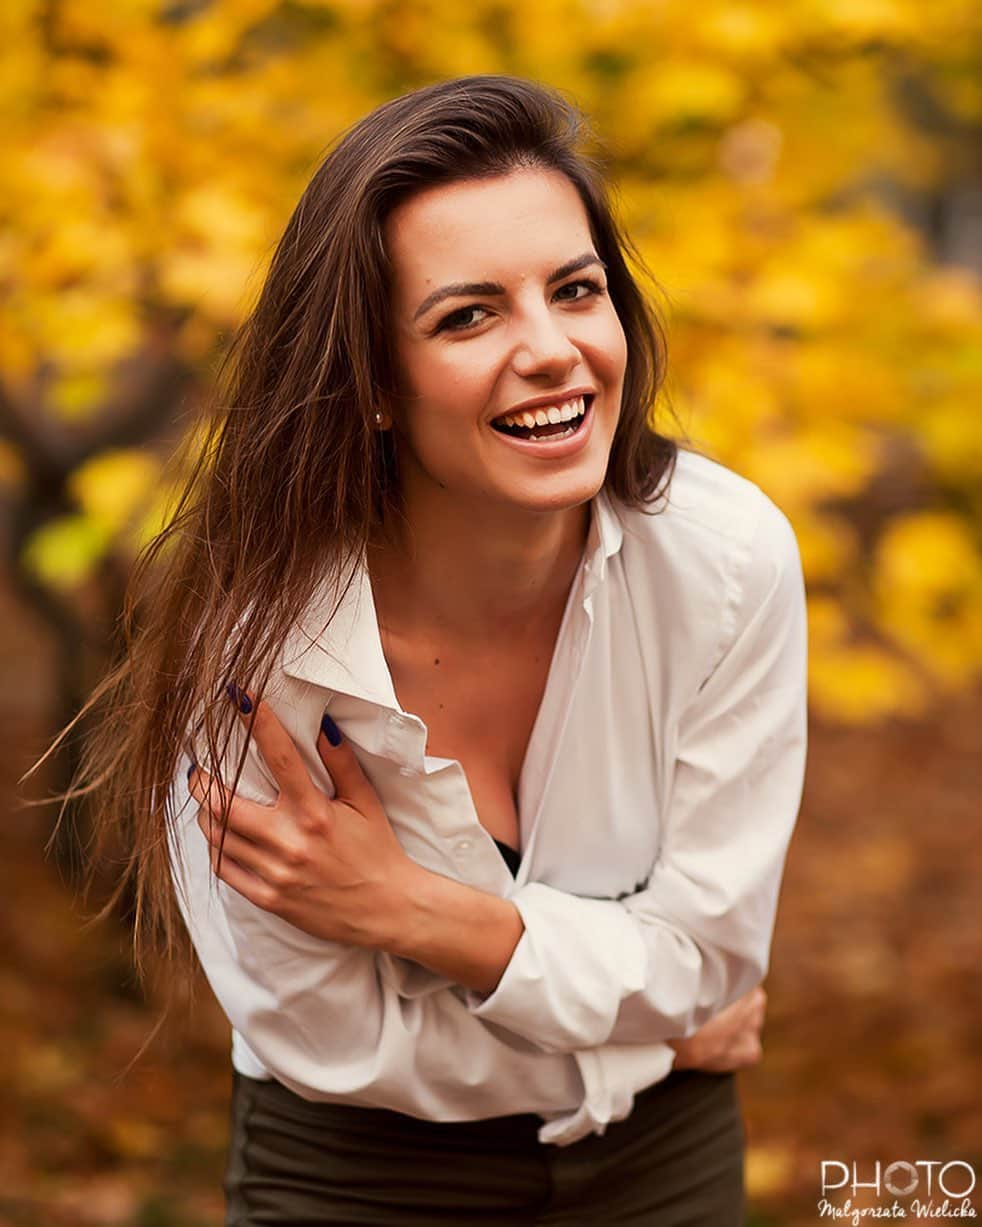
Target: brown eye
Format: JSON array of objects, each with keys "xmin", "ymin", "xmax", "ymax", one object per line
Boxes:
[
  {"xmin": 555, "ymin": 278, "xmax": 606, "ymax": 302},
  {"xmin": 436, "ymin": 305, "xmax": 491, "ymax": 333}
]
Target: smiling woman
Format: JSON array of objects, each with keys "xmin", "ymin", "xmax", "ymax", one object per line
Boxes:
[{"xmin": 44, "ymin": 75, "xmax": 806, "ymax": 1225}]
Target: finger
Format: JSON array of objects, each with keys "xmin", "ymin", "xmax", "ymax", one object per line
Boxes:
[
  {"xmin": 727, "ymin": 989, "xmax": 762, "ymax": 1028},
  {"xmin": 227, "ymin": 686, "xmax": 313, "ymax": 807},
  {"xmin": 196, "ymin": 787, "xmax": 280, "ymax": 851},
  {"xmin": 706, "ymin": 996, "xmax": 743, "ymax": 1030},
  {"xmin": 717, "ymin": 1033, "xmax": 762, "ymax": 1073},
  {"xmin": 666, "ymin": 1038, "xmax": 696, "ymax": 1070},
  {"xmin": 207, "ymin": 839, "xmax": 276, "ymax": 912},
  {"xmin": 198, "ymin": 808, "xmax": 269, "ymax": 877},
  {"xmin": 188, "ymin": 763, "xmax": 219, "ymax": 809},
  {"xmin": 188, "ymin": 764, "xmax": 237, "ymax": 824},
  {"xmin": 316, "ymin": 712, "xmax": 377, "ymax": 808},
  {"xmin": 189, "ymin": 757, "xmax": 285, "ymax": 857}
]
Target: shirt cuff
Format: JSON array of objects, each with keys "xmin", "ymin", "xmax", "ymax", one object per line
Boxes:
[
  {"xmin": 463, "ymin": 882, "xmax": 648, "ymax": 1052},
  {"xmin": 536, "ymin": 1041, "xmax": 678, "ymax": 1145}
]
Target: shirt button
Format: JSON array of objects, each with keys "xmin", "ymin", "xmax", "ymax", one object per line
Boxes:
[{"xmin": 455, "ymin": 839, "xmax": 473, "ymax": 855}]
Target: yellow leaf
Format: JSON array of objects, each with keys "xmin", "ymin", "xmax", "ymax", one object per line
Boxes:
[
  {"xmin": 790, "ymin": 344, "xmax": 906, "ymax": 425},
  {"xmin": 740, "ymin": 425, "xmax": 880, "ymax": 511},
  {"xmin": 807, "ymin": 593, "xmax": 850, "ymax": 651},
  {"xmin": 746, "ymin": 268, "xmax": 841, "ymax": 330},
  {"xmin": 176, "ymin": 183, "xmax": 270, "ymax": 250},
  {"xmin": 794, "ymin": 514, "xmax": 857, "ymax": 585},
  {"xmin": 874, "ymin": 513, "xmax": 982, "ymax": 683},
  {"xmin": 699, "ymin": 6, "xmax": 787, "ymax": 60},
  {"xmin": 159, "ymin": 247, "xmax": 265, "ymax": 320},
  {"xmin": 22, "ymin": 514, "xmax": 112, "ymax": 590},
  {"xmin": 811, "ymin": 0, "xmax": 919, "ymax": 40},
  {"xmin": 0, "ymin": 322, "xmax": 36, "ymax": 386},
  {"xmin": 33, "ymin": 290, "xmax": 141, "ymax": 369},
  {"xmin": 48, "ymin": 369, "xmax": 110, "ymax": 420},
  {"xmin": 876, "ymin": 512, "xmax": 979, "ymax": 599},
  {"xmin": 919, "ymin": 398, "xmax": 982, "ymax": 484},
  {"xmin": 68, "ymin": 449, "xmax": 161, "ymax": 534},
  {"xmin": 620, "ymin": 61, "xmax": 747, "ymax": 135},
  {"xmin": 808, "ymin": 644, "xmax": 925, "ymax": 724}
]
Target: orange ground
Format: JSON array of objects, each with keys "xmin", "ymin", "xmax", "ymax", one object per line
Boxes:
[{"xmin": 1, "ymin": 692, "xmax": 979, "ymax": 1226}]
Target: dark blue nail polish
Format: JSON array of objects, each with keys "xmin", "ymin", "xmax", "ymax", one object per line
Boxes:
[
  {"xmin": 226, "ymin": 682, "xmax": 253, "ymax": 714},
  {"xmin": 187, "ymin": 761, "xmax": 197, "ymax": 782},
  {"xmin": 320, "ymin": 713, "xmax": 343, "ymax": 746}
]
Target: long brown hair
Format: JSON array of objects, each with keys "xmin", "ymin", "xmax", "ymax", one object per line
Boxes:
[{"xmin": 35, "ymin": 74, "xmax": 678, "ymax": 987}]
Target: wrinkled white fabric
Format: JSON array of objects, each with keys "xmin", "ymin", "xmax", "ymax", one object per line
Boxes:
[{"xmin": 167, "ymin": 447, "xmax": 807, "ymax": 1145}]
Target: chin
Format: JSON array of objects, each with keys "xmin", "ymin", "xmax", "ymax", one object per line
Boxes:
[{"xmin": 509, "ymin": 474, "xmax": 606, "ymax": 515}]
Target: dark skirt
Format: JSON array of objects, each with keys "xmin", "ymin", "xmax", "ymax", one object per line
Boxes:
[{"xmin": 223, "ymin": 1067, "xmax": 746, "ymax": 1226}]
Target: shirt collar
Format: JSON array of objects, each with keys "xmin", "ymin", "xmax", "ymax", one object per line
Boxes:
[{"xmin": 280, "ymin": 486, "xmax": 624, "ymax": 704}]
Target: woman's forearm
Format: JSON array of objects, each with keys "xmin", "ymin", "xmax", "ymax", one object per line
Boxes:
[{"xmin": 383, "ymin": 861, "xmax": 524, "ymax": 997}]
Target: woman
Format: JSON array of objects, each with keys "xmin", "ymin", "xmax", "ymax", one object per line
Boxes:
[{"xmin": 63, "ymin": 76, "xmax": 807, "ymax": 1224}]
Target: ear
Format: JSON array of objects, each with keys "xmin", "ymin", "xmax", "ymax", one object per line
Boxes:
[{"xmin": 377, "ymin": 383, "xmax": 414, "ymax": 432}]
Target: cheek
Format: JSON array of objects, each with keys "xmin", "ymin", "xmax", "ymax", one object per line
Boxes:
[
  {"xmin": 583, "ymin": 309, "xmax": 628, "ymax": 384},
  {"xmin": 606, "ymin": 308, "xmax": 629, "ymax": 366},
  {"xmin": 391, "ymin": 360, "xmax": 494, "ymax": 468},
  {"xmin": 401, "ymin": 345, "xmax": 498, "ymax": 420}
]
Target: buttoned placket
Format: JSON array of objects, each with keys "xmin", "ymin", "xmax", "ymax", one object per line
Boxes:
[
  {"xmin": 511, "ymin": 562, "xmax": 598, "ymax": 883},
  {"xmin": 381, "ymin": 708, "xmax": 428, "ymax": 768},
  {"xmin": 373, "ymin": 706, "xmax": 515, "ymax": 890}
]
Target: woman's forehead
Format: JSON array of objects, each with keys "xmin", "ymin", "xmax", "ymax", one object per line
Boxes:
[{"xmin": 386, "ymin": 169, "xmax": 594, "ymax": 290}]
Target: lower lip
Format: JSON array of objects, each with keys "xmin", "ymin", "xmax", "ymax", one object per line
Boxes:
[{"xmin": 489, "ymin": 399, "xmax": 596, "ymax": 459}]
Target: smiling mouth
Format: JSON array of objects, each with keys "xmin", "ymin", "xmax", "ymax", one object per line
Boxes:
[{"xmin": 490, "ymin": 394, "xmax": 593, "ymax": 442}]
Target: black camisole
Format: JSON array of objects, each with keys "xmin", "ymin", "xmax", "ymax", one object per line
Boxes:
[{"xmin": 493, "ymin": 839, "xmax": 521, "ymax": 877}]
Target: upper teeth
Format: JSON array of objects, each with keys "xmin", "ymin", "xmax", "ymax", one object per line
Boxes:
[{"xmin": 495, "ymin": 395, "xmax": 587, "ymax": 429}]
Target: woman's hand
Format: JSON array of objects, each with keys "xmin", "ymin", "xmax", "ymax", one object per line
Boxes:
[
  {"xmin": 188, "ymin": 694, "xmax": 417, "ymax": 947},
  {"xmin": 667, "ymin": 986, "xmax": 767, "ymax": 1072}
]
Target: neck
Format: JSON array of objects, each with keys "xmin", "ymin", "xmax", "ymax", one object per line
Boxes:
[{"xmin": 368, "ymin": 486, "xmax": 593, "ymax": 646}]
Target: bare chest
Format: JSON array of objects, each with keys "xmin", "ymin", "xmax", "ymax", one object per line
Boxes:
[{"xmin": 381, "ymin": 634, "xmax": 557, "ymax": 850}]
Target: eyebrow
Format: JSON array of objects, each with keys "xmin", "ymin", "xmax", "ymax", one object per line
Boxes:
[{"xmin": 412, "ymin": 252, "xmax": 607, "ymax": 323}]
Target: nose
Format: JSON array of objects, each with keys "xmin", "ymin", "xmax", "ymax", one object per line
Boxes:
[{"xmin": 510, "ymin": 302, "xmax": 581, "ymax": 382}]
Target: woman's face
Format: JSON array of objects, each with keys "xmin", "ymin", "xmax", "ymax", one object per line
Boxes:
[{"xmin": 384, "ymin": 168, "xmax": 628, "ymax": 520}]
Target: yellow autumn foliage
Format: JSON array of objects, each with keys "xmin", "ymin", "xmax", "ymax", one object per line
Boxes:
[
  {"xmin": 874, "ymin": 513, "xmax": 982, "ymax": 686},
  {"xmin": 1, "ymin": 0, "xmax": 979, "ymax": 722},
  {"xmin": 68, "ymin": 449, "xmax": 162, "ymax": 535}
]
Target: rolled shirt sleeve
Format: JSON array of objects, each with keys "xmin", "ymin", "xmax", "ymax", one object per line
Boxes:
[{"xmin": 464, "ymin": 494, "xmax": 808, "ymax": 1053}]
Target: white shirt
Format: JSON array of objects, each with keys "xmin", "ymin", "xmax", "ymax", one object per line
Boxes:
[{"xmin": 168, "ymin": 447, "xmax": 808, "ymax": 1146}]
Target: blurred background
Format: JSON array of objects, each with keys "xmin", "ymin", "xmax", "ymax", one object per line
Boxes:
[{"xmin": 1, "ymin": 1, "xmax": 980, "ymax": 1224}]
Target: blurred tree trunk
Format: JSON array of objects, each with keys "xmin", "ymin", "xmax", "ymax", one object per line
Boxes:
[{"xmin": 0, "ymin": 330, "xmax": 195, "ymax": 875}]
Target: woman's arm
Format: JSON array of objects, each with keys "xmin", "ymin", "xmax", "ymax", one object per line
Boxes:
[
  {"xmin": 450, "ymin": 497, "xmax": 808, "ymax": 1051},
  {"xmin": 173, "ymin": 730, "xmax": 586, "ymax": 1120},
  {"xmin": 667, "ymin": 985, "xmax": 767, "ymax": 1071},
  {"xmin": 192, "ymin": 693, "xmax": 771, "ymax": 1067},
  {"xmin": 195, "ymin": 494, "xmax": 805, "ymax": 1057}
]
